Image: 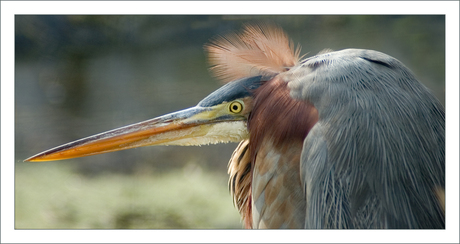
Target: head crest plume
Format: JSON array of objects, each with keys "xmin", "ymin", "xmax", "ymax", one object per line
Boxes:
[{"xmin": 205, "ymin": 23, "xmax": 301, "ymax": 83}]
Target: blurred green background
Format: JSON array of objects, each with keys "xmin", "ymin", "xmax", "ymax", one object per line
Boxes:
[{"xmin": 15, "ymin": 15, "xmax": 445, "ymax": 229}]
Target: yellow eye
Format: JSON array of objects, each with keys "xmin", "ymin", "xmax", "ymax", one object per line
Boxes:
[{"xmin": 229, "ymin": 101, "xmax": 243, "ymax": 114}]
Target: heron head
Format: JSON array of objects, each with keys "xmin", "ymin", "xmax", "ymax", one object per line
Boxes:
[
  {"xmin": 25, "ymin": 76, "xmax": 267, "ymax": 162},
  {"xmin": 25, "ymin": 23, "xmax": 301, "ymax": 163}
]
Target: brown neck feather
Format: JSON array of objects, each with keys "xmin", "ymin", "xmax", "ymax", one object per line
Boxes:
[
  {"xmin": 248, "ymin": 76, "xmax": 319, "ymax": 163},
  {"xmin": 228, "ymin": 76, "xmax": 318, "ymax": 228}
]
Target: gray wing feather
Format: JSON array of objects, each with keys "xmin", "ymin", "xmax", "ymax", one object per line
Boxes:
[{"xmin": 290, "ymin": 49, "xmax": 445, "ymax": 228}]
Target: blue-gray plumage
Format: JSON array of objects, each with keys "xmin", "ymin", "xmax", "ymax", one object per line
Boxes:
[{"xmin": 288, "ymin": 49, "xmax": 444, "ymax": 228}]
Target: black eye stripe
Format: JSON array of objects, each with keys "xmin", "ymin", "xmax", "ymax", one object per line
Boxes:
[{"xmin": 197, "ymin": 76, "xmax": 266, "ymax": 107}]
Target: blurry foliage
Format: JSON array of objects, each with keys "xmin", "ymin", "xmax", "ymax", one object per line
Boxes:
[
  {"xmin": 15, "ymin": 162, "xmax": 241, "ymax": 229},
  {"xmin": 15, "ymin": 15, "xmax": 445, "ymax": 229}
]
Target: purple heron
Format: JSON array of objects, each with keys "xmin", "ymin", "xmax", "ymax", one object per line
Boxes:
[{"xmin": 26, "ymin": 24, "xmax": 445, "ymax": 229}]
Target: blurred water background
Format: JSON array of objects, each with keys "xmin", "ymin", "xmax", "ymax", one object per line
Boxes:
[{"xmin": 15, "ymin": 15, "xmax": 445, "ymax": 229}]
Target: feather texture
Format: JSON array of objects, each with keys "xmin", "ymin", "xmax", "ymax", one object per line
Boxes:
[
  {"xmin": 205, "ymin": 23, "xmax": 301, "ymax": 83},
  {"xmin": 289, "ymin": 49, "xmax": 445, "ymax": 228},
  {"xmin": 228, "ymin": 139, "xmax": 253, "ymax": 228}
]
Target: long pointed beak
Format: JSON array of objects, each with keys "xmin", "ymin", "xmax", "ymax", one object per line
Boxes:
[{"xmin": 25, "ymin": 106, "xmax": 248, "ymax": 162}]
